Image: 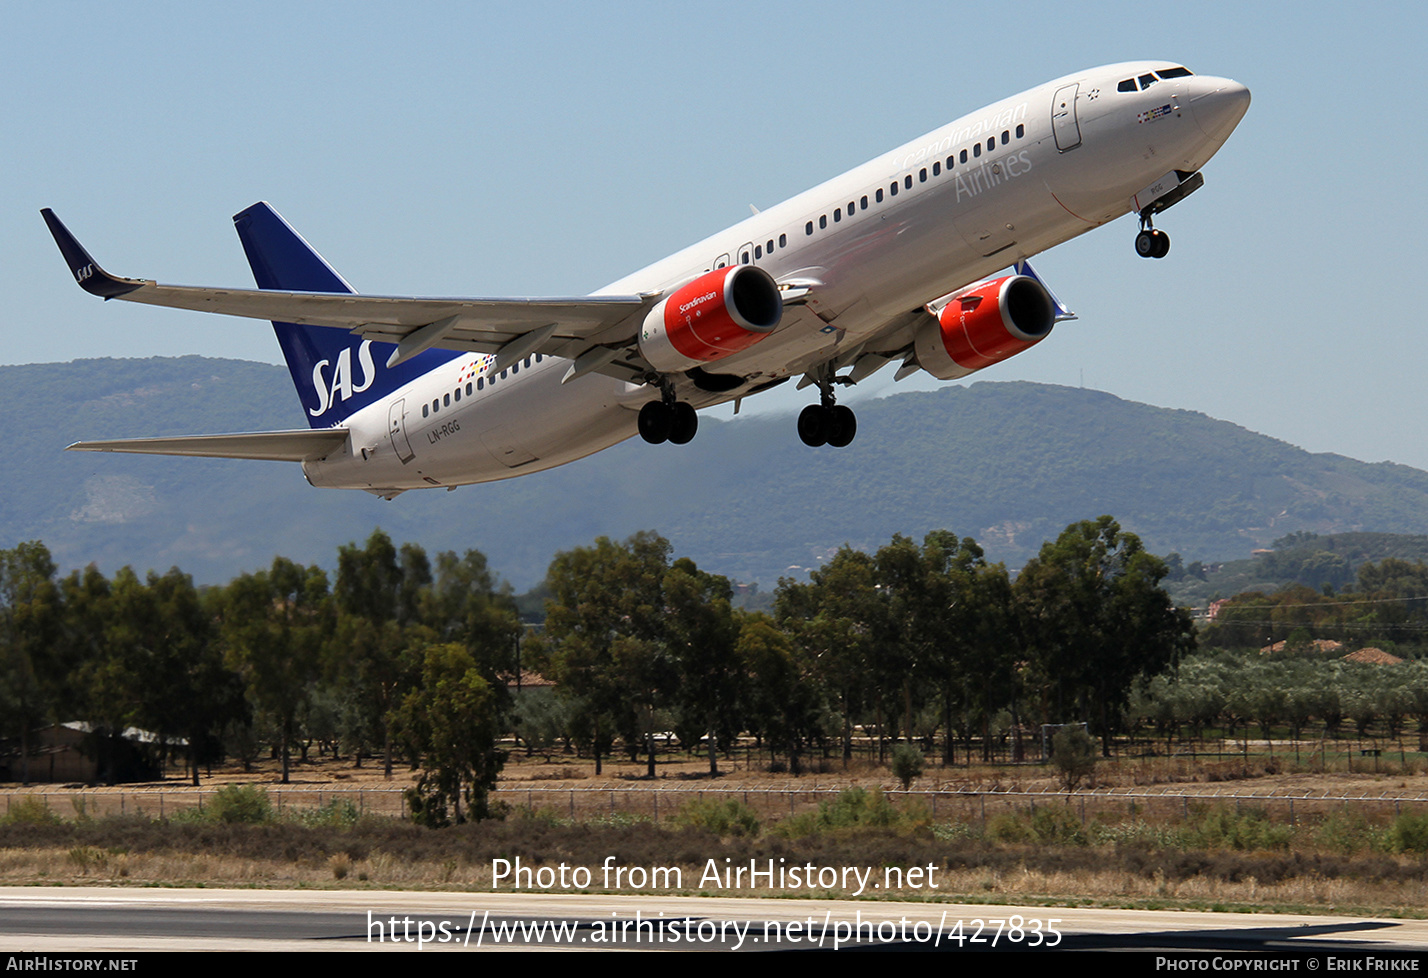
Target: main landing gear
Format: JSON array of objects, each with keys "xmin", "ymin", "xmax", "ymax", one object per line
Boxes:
[
  {"xmin": 638, "ymin": 396, "xmax": 698, "ymax": 445},
  {"xmin": 797, "ymin": 373, "xmax": 857, "ymax": 448}
]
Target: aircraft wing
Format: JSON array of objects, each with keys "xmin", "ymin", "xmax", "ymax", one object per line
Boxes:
[
  {"xmin": 67, "ymin": 428, "xmax": 349, "ymax": 462},
  {"xmin": 41, "ymin": 209, "xmax": 658, "ymax": 370}
]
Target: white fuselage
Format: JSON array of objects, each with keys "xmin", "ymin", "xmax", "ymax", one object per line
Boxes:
[{"xmin": 303, "ymin": 61, "xmax": 1249, "ymax": 493}]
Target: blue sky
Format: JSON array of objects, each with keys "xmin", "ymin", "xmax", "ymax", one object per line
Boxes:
[{"xmin": 7, "ymin": 1, "xmax": 1426, "ymax": 469}]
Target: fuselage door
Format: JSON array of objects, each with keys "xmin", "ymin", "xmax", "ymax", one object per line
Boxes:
[
  {"xmin": 1052, "ymin": 83, "xmax": 1082, "ymax": 151},
  {"xmin": 388, "ymin": 398, "xmax": 415, "ymax": 464}
]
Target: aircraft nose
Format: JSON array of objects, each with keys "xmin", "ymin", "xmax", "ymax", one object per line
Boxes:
[{"xmin": 1186, "ymin": 76, "xmax": 1251, "ymax": 144}]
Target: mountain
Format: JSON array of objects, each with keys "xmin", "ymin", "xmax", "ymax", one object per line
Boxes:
[{"xmin": 6, "ymin": 357, "xmax": 1428, "ymax": 590}]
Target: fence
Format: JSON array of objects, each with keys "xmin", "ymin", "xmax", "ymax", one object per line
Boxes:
[
  {"xmin": 4, "ymin": 783, "xmax": 1427, "ymax": 827},
  {"xmin": 0, "ymin": 786, "xmax": 407, "ymax": 819}
]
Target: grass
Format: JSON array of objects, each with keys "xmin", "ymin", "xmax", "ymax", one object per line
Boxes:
[
  {"xmin": 6, "ymin": 745, "xmax": 1428, "ymax": 916},
  {"xmin": 3, "ymin": 789, "xmax": 1428, "ymax": 916}
]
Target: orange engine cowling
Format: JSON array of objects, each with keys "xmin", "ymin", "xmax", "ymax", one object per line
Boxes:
[
  {"xmin": 914, "ymin": 274, "xmax": 1056, "ymax": 380},
  {"xmin": 638, "ymin": 265, "xmax": 783, "ymax": 373}
]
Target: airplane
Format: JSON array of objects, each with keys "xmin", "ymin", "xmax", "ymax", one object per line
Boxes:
[{"xmin": 43, "ymin": 61, "xmax": 1249, "ymax": 499}]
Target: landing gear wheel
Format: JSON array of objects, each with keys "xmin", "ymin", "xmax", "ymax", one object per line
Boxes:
[
  {"xmin": 797, "ymin": 404, "xmax": 829, "ymax": 447},
  {"xmin": 1136, "ymin": 228, "xmax": 1170, "ymax": 259},
  {"xmin": 668, "ymin": 402, "xmax": 698, "ymax": 445},
  {"xmin": 638, "ymin": 401, "xmax": 672, "ymax": 444},
  {"xmin": 826, "ymin": 405, "xmax": 857, "ymax": 448}
]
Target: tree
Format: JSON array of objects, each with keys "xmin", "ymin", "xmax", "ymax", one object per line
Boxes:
[
  {"xmin": 663, "ymin": 558, "xmax": 740, "ymax": 776},
  {"xmin": 105, "ymin": 567, "xmax": 245, "ymax": 785},
  {"xmin": 891, "ymin": 742, "xmax": 924, "ymax": 790},
  {"xmin": 333, "ymin": 530, "xmax": 434, "ymax": 777},
  {"xmin": 394, "ymin": 643, "xmax": 506, "ymax": 825},
  {"xmin": 1050, "ymin": 724, "xmax": 1097, "ymax": 791},
  {"xmin": 0, "ymin": 543, "xmax": 63, "ymax": 784},
  {"xmin": 776, "ymin": 547, "xmax": 882, "ymax": 764},
  {"xmin": 738, "ymin": 613, "xmax": 824, "ymax": 773},
  {"xmin": 1015, "ymin": 516, "xmax": 1195, "ymax": 755},
  {"xmin": 219, "ymin": 557, "xmax": 332, "ymax": 783},
  {"xmin": 542, "ymin": 532, "xmax": 673, "ymax": 775},
  {"xmin": 874, "ymin": 531, "xmax": 1017, "ymax": 765}
]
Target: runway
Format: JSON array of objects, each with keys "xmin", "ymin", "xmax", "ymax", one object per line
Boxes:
[{"xmin": 1, "ymin": 888, "xmax": 1426, "ymax": 952}]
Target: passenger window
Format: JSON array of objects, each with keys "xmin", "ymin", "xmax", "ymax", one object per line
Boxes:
[
  {"xmin": 973, "ymin": 143, "xmax": 981, "ymax": 157},
  {"xmin": 766, "ymin": 239, "xmax": 774, "ymax": 252},
  {"xmin": 741, "ymin": 251, "xmax": 750, "ymax": 263},
  {"xmin": 876, "ymin": 188, "xmax": 884, "ymax": 202},
  {"xmin": 932, "ymin": 161, "xmax": 940, "ymax": 176},
  {"xmin": 422, "ymin": 404, "xmax": 429, "ymax": 418},
  {"xmin": 444, "ymin": 393, "xmax": 450, "ymax": 406},
  {"xmin": 512, "ymin": 363, "xmax": 518, "ymax": 375},
  {"xmin": 754, "ymin": 244, "xmax": 762, "ymax": 259},
  {"xmin": 432, "ymin": 399, "xmax": 439, "ymax": 412},
  {"xmin": 919, "ymin": 167, "xmax": 927, "ymax": 182},
  {"xmin": 986, "ymin": 138, "xmax": 994, "ymax": 151},
  {"xmin": 806, "ymin": 221, "xmax": 814, "ymax": 235},
  {"xmin": 778, "ymin": 233, "xmax": 787, "ymax": 247},
  {"xmin": 904, "ymin": 175, "xmax": 912, "ymax": 189},
  {"xmin": 889, "ymin": 182, "xmax": 897, "ymax": 196},
  {"xmin": 848, "ymin": 200, "xmax": 855, "ymax": 213},
  {"xmin": 1001, "ymin": 130, "xmax": 1009, "ymax": 145},
  {"xmin": 860, "ymin": 195, "xmax": 867, "ymax": 209},
  {"xmin": 960, "ymin": 149, "xmax": 968, "ymax": 163},
  {"xmin": 501, "ymin": 369, "xmax": 508, "ymax": 380},
  {"xmin": 819, "ymin": 215, "xmax": 827, "ymax": 229},
  {"xmin": 833, "ymin": 208, "xmax": 841, "ymax": 222},
  {"xmin": 1016, "ymin": 123, "xmax": 1024, "ymax": 138},
  {"xmin": 454, "ymin": 388, "xmax": 461, "ymax": 402},
  {"xmin": 466, "ymin": 382, "xmax": 472, "ymax": 395},
  {"xmin": 477, "ymin": 377, "xmax": 484, "ymax": 390},
  {"xmin": 524, "ymin": 356, "xmax": 531, "ymax": 368}
]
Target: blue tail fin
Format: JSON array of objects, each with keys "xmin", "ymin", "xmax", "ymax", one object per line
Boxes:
[{"xmin": 232, "ymin": 202, "xmax": 460, "ymax": 427}]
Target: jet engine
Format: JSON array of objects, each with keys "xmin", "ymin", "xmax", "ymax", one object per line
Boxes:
[
  {"xmin": 638, "ymin": 265, "xmax": 783, "ymax": 373},
  {"xmin": 914, "ymin": 274, "xmax": 1055, "ymax": 380}
]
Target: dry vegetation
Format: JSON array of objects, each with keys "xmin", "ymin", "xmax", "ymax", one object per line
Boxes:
[{"xmin": 4, "ymin": 749, "xmax": 1428, "ymax": 917}]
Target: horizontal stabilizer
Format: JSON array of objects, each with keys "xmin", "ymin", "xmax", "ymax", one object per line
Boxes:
[{"xmin": 66, "ymin": 428, "xmax": 348, "ymax": 462}]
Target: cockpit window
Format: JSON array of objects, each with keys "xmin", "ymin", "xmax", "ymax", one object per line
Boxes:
[
  {"xmin": 1156, "ymin": 66, "xmax": 1193, "ymax": 79},
  {"xmin": 1118, "ymin": 78, "xmax": 1136, "ymax": 93},
  {"xmin": 1138, "ymin": 73, "xmax": 1157, "ymax": 90}
]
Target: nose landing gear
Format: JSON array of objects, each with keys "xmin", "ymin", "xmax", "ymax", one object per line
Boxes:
[
  {"xmin": 1135, "ymin": 219, "xmax": 1170, "ymax": 259},
  {"xmin": 1132, "ymin": 169, "xmax": 1205, "ymax": 259}
]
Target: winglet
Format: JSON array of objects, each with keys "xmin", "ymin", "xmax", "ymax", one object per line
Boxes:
[{"xmin": 39, "ymin": 209, "xmax": 147, "ymax": 299}]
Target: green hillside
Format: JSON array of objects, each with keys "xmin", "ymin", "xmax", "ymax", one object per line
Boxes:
[{"xmin": 6, "ymin": 358, "xmax": 1428, "ymax": 589}]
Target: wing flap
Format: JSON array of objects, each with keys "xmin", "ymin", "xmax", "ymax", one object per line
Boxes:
[
  {"xmin": 66, "ymin": 428, "xmax": 349, "ymax": 462},
  {"xmin": 110, "ymin": 281, "xmax": 652, "ymax": 356}
]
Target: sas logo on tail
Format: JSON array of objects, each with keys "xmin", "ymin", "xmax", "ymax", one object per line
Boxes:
[{"xmin": 309, "ymin": 340, "xmax": 377, "ymax": 417}]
